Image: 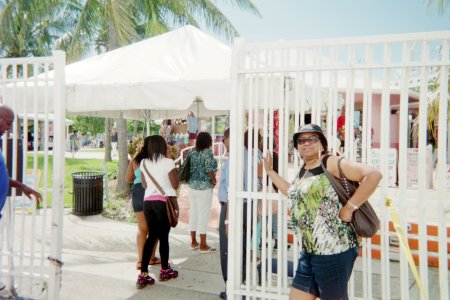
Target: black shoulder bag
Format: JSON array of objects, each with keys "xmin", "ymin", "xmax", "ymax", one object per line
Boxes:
[{"xmin": 179, "ymin": 151, "xmax": 191, "ymax": 184}]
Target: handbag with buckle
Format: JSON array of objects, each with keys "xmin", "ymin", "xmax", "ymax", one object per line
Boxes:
[{"xmin": 321, "ymin": 156, "xmax": 380, "ymax": 238}]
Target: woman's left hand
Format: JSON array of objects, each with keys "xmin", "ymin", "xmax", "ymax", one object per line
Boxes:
[
  {"xmin": 339, "ymin": 203, "xmax": 355, "ymax": 223},
  {"xmin": 263, "ymin": 153, "xmax": 273, "ymax": 173}
]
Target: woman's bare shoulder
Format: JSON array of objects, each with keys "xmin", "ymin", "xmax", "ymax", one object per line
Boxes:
[{"xmin": 325, "ymin": 155, "xmax": 340, "ymax": 178}]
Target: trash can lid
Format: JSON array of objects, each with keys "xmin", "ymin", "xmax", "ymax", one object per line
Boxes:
[{"xmin": 71, "ymin": 172, "xmax": 105, "ymax": 179}]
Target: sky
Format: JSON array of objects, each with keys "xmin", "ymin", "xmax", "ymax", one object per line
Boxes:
[{"xmin": 213, "ymin": 0, "xmax": 450, "ymax": 43}]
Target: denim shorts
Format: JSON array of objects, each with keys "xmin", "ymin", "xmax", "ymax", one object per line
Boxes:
[
  {"xmin": 131, "ymin": 183, "xmax": 145, "ymax": 212},
  {"xmin": 292, "ymin": 247, "xmax": 359, "ymax": 300}
]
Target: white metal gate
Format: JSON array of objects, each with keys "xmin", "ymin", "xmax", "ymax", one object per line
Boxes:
[
  {"xmin": 228, "ymin": 32, "xmax": 450, "ymax": 299},
  {"xmin": 0, "ymin": 51, "xmax": 66, "ymax": 299}
]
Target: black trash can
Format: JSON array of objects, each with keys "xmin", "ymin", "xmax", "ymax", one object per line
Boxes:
[{"xmin": 72, "ymin": 172, "xmax": 105, "ymax": 215}]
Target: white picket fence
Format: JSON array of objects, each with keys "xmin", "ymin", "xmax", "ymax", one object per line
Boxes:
[
  {"xmin": 228, "ymin": 31, "xmax": 450, "ymax": 299},
  {"xmin": 0, "ymin": 51, "xmax": 66, "ymax": 299}
]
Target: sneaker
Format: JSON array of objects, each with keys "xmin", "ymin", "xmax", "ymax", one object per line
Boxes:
[
  {"xmin": 136, "ymin": 273, "xmax": 155, "ymax": 289},
  {"xmin": 159, "ymin": 266, "xmax": 179, "ymax": 281}
]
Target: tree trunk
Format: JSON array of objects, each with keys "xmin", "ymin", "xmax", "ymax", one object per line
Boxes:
[
  {"xmin": 105, "ymin": 18, "xmax": 131, "ymax": 194},
  {"xmin": 133, "ymin": 120, "xmax": 138, "ymax": 136},
  {"xmin": 104, "ymin": 118, "xmax": 112, "ymax": 161},
  {"xmin": 116, "ymin": 112, "xmax": 129, "ymax": 194}
]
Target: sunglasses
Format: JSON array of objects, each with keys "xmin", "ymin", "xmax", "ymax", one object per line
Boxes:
[{"xmin": 297, "ymin": 136, "xmax": 320, "ymax": 145}]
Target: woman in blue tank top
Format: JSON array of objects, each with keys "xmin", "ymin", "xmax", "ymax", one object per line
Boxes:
[{"xmin": 126, "ymin": 137, "xmax": 160, "ymax": 270}]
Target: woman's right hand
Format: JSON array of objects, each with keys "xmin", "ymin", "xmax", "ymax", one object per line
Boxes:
[{"xmin": 263, "ymin": 152, "xmax": 273, "ymax": 173}]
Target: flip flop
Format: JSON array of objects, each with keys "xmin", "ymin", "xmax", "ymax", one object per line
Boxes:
[
  {"xmin": 190, "ymin": 245, "xmax": 200, "ymax": 250},
  {"xmin": 149, "ymin": 257, "xmax": 161, "ymax": 265},
  {"xmin": 199, "ymin": 247, "xmax": 216, "ymax": 253}
]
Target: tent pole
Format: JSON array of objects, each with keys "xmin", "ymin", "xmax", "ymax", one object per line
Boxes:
[{"xmin": 212, "ymin": 115, "xmax": 215, "ymax": 142}]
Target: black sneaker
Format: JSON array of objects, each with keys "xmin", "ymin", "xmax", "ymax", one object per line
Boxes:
[{"xmin": 219, "ymin": 291, "xmax": 227, "ymax": 299}]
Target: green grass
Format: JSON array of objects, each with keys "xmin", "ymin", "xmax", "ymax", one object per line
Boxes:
[
  {"xmin": 78, "ymin": 148, "xmax": 105, "ymax": 152},
  {"xmin": 26, "ymin": 154, "xmax": 119, "ymax": 208}
]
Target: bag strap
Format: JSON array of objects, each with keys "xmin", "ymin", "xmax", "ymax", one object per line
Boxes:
[
  {"xmin": 320, "ymin": 155, "xmax": 348, "ymax": 206},
  {"xmin": 142, "ymin": 161, "xmax": 167, "ymax": 196},
  {"xmin": 337, "ymin": 157, "xmax": 346, "ymax": 179}
]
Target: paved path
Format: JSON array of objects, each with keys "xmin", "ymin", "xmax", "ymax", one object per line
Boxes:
[
  {"xmin": 63, "ymin": 149, "xmax": 223, "ymax": 299},
  {"xmin": 60, "ymin": 212, "xmax": 224, "ymax": 300}
]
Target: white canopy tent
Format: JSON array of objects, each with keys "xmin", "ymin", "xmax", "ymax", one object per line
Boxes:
[
  {"xmin": 65, "ymin": 25, "xmax": 231, "ymax": 120},
  {"xmin": 3, "ymin": 25, "xmax": 231, "ymax": 120}
]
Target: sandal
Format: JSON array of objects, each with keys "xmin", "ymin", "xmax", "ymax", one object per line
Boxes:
[
  {"xmin": 199, "ymin": 247, "xmax": 216, "ymax": 253},
  {"xmin": 150, "ymin": 257, "xmax": 161, "ymax": 265},
  {"xmin": 136, "ymin": 261, "xmax": 142, "ymax": 270}
]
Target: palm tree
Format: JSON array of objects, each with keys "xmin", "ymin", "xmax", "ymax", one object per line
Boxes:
[
  {"xmin": 427, "ymin": 0, "xmax": 450, "ymax": 14},
  {"xmin": 0, "ymin": 0, "xmax": 65, "ymax": 58},
  {"xmin": 61, "ymin": 0, "xmax": 260, "ymax": 194}
]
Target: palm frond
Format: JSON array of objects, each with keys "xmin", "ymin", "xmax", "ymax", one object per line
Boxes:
[{"xmin": 427, "ymin": 0, "xmax": 450, "ymax": 15}]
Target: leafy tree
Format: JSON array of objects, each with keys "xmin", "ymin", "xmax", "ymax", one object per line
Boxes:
[
  {"xmin": 70, "ymin": 115, "xmax": 105, "ymax": 135},
  {"xmin": 59, "ymin": 0, "xmax": 260, "ymax": 61},
  {"xmin": 0, "ymin": 0, "xmax": 65, "ymax": 58}
]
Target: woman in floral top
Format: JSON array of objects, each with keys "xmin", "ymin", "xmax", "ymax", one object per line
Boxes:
[
  {"xmin": 263, "ymin": 124, "xmax": 382, "ymax": 300},
  {"xmin": 186, "ymin": 132, "xmax": 218, "ymax": 253}
]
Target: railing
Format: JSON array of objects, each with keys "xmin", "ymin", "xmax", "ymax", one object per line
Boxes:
[
  {"xmin": 0, "ymin": 51, "xmax": 66, "ymax": 299},
  {"xmin": 228, "ymin": 31, "xmax": 450, "ymax": 300}
]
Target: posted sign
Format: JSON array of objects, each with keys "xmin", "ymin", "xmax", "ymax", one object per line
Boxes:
[
  {"xmin": 369, "ymin": 148, "xmax": 397, "ymax": 187},
  {"xmin": 406, "ymin": 147, "xmax": 433, "ymax": 189}
]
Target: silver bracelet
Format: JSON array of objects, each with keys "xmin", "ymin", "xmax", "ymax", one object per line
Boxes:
[{"xmin": 348, "ymin": 200, "xmax": 359, "ymax": 210}]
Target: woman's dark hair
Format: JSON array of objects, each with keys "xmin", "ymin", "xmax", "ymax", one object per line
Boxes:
[
  {"xmin": 223, "ymin": 128, "xmax": 230, "ymax": 140},
  {"xmin": 134, "ymin": 136, "xmax": 151, "ymax": 164},
  {"xmin": 146, "ymin": 135, "xmax": 167, "ymax": 162},
  {"xmin": 166, "ymin": 119, "xmax": 171, "ymax": 126},
  {"xmin": 244, "ymin": 130, "xmax": 263, "ymax": 151},
  {"xmin": 196, "ymin": 132, "xmax": 212, "ymax": 151},
  {"xmin": 318, "ymin": 135, "xmax": 328, "ymax": 155}
]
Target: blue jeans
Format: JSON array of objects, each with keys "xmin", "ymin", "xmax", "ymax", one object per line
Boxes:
[{"xmin": 292, "ymin": 247, "xmax": 359, "ymax": 300}]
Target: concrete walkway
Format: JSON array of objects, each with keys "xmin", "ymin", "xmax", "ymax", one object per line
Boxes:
[
  {"xmin": 61, "ymin": 212, "xmax": 224, "ymax": 300},
  {"xmin": 60, "ymin": 148, "xmax": 224, "ymax": 299}
]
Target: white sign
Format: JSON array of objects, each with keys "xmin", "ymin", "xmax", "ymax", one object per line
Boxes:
[
  {"xmin": 13, "ymin": 170, "xmax": 41, "ymax": 209},
  {"xmin": 369, "ymin": 148, "xmax": 397, "ymax": 187},
  {"xmin": 406, "ymin": 147, "xmax": 433, "ymax": 189}
]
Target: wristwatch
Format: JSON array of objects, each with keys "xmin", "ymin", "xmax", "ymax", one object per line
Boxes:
[{"xmin": 224, "ymin": 220, "xmax": 229, "ymax": 225}]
